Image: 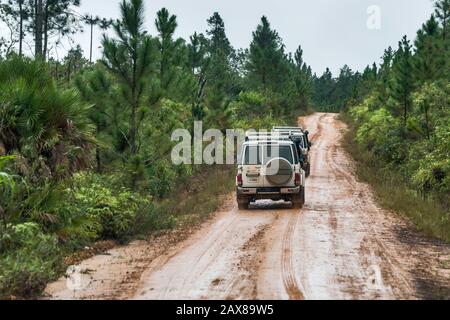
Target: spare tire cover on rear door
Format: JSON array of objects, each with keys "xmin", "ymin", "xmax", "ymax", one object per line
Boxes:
[{"xmin": 265, "ymin": 158, "xmax": 293, "ymax": 186}]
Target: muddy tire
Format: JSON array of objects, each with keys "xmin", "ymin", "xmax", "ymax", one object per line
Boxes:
[
  {"xmin": 301, "ymin": 187, "xmax": 306, "ymax": 205},
  {"xmin": 305, "ymin": 163, "xmax": 311, "ymax": 178},
  {"xmin": 292, "ymin": 187, "xmax": 305, "ymax": 209},
  {"xmin": 237, "ymin": 196, "xmax": 250, "ymax": 210},
  {"xmin": 238, "ymin": 202, "xmax": 250, "ymax": 210}
]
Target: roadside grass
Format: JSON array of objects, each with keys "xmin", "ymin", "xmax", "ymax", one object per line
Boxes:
[
  {"xmin": 162, "ymin": 165, "xmax": 236, "ymax": 227},
  {"xmin": 341, "ymin": 113, "xmax": 450, "ymax": 243}
]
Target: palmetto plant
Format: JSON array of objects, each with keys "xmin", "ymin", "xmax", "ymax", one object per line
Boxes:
[
  {"xmin": 0, "ymin": 156, "xmax": 19, "ymax": 227},
  {"xmin": 0, "ymin": 56, "xmax": 96, "ymax": 180}
]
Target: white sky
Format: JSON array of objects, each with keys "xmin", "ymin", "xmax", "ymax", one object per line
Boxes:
[{"xmin": 2, "ymin": 0, "xmax": 436, "ymax": 75}]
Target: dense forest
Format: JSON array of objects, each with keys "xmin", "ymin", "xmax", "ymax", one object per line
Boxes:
[{"xmin": 0, "ymin": 0, "xmax": 448, "ymax": 299}]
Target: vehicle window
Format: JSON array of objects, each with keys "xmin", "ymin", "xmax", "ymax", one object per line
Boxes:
[
  {"xmin": 243, "ymin": 146, "xmax": 261, "ymax": 165},
  {"xmin": 292, "ymin": 145, "xmax": 300, "ymax": 164},
  {"xmin": 263, "ymin": 146, "xmax": 294, "ymax": 164},
  {"xmin": 302, "ymin": 137, "xmax": 308, "ymax": 148}
]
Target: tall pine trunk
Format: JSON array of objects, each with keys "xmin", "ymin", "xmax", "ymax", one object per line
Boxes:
[
  {"xmin": 18, "ymin": 0, "xmax": 23, "ymax": 57},
  {"xmin": 34, "ymin": 0, "xmax": 44, "ymax": 58},
  {"xmin": 43, "ymin": 3, "xmax": 49, "ymax": 60},
  {"xmin": 129, "ymin": 51, "xmax": 138, "ymax": 155},
  {"xmin": 90, "ymin": 22, "xmax": 94, "ymax": 63}
]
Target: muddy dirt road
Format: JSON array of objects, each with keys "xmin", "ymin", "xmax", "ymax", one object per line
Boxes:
[{"xmin": 45, "ymin": 113, "xmax": 450, "ymax": 300}]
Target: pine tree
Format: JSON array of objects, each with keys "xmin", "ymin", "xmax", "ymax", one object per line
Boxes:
[
  {"xmin": 203, "ymin": 12, "xmax": 237, "ymax": 127},
  {"xmin": 375, "ymin": 46, "xmax": 394, "ymax": 105},
  {"xmin": 75, "ymin": 67, "xmax": 114, "ymax": 171},
  {"xmin": 187, "ymin": 32, "xmax": 209, "ymax": 120},
  {"xmin": 102, "ymin": 0, "xmax": 155, "ymax": 155},
  {"xmin": 335, "ymin": 65, "xmax": 356, "ymax": 110},
  {"xmin": 62, "ymin": 45, "xmax": 87, "ymax": 85},
  {"xmin": 155, "ymin": 8, "xmax": 184, "ymax": 94},
  {"xmin": 82, "ymin": 15, "xmax": 112, "ymax": 63},
  {"xmin": 29, "ymin": 0, "xmax": 82, "ymax": 59},
  {"xmin": 206, "ymin": 12, "xmax": 232, "ymax": 57},
  {"xmin": 247, "ymin": 16, "xmax": 285, "ymax": 89},
  {"xmin": 434, "ymin": 0, "xmax": 450, "ymax": 40},
  {"xmin": 292, "ymin": 45, "xmax": 312, "ymax": 109},
  {"xmin": 0, "ymin": 0, "xmax": 29, "ymax": 56},
  {"xmin": 390, "ymin": 36, "xmax": 415, "ymax": 126},
  {"xmin": 205, "ymin": 12, "xmax": 234, "ymax": 93},
  {"xmin": 414, "ymin": 15, "xmax": 444, "ymax": 83},
  {"xmin": 313, "ymin": 68, "xmax": 335, "ymax": 110}
]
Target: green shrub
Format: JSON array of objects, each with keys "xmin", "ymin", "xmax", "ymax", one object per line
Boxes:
[
  {"xmin": 0, "ymin": 57, "xmax": 96, "ymax": 182},
  {"xmin": 68, "ymin": 173, "xmax": 175, "ymax": 240},
  {"xmin": 24, "ymin": 183, "xmax": 102, "ymax": 246},
  {"xmin": 146, "ymin": 160, "xmax": 178, "ymax": 199},
  {"xmin": 0, "ymin": 223, "xmax": 62, "ymax": 299},
  {"xmin": 346, "ymin": 81, "xmax": 450, "ymax": 241}
]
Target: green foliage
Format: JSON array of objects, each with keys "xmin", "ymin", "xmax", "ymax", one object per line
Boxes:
[
  {"xmin": 0, "ymin": 223, "xmax": 62, "ymax": 299},
  {"xmin": 230, "ymin": 91, "xmax": 292, "ymax": 130},
  {"xmin": 71, "ymin": 174, "xmax": 144, "ymax": 239},
  {"xmin": 344, "ymin": 125, "xmax": 450, "ymax": 243},
  {"xmin": 102, "ymin": 0, "xmax": 156, "ymax": 155},
  {"xmin": 0, "ymin": 156, "xmax": 17, "ymax": 203},
  {"xmin": 389, "ymin": 36, "xmax": 415, "ymax": 125},
  {"xmin": 349, "ymin": 80, "xmax": 450, "ymax": 195},
  {"xmin": 0, "ymin": 155, "xmax": 20, "ymax": 227},
  {"xmin": 62, "ymin": 173, "xmax": 175, "ymax": 241},
  {"xmin": 247, "ymin": 16, "xmax": 287, "ymax": 90},
  {"xmin": 155, "ymin": 8, "xmax": 189, "ymax": 97},
  {"xmin": 414, "ymin": 15, "xmax": 446, "ymax": 83},
  {"xmin": 0, "ymin": 57, "xmax": 96, "ymax": 181}
]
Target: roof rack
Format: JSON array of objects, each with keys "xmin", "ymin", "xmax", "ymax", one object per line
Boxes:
[
  {"xmin": 245, "ymin": 133, "xmax": 292, "ymax": 142},
  {"xmin": 273, "ymin": 126, "xmax": 304, "ymax": 132}
]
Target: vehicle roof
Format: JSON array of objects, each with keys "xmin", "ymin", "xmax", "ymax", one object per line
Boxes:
[
  {"xmin": 273, "ymin": 126, "xmax": 305, "ymax": 131},
  {"xmin": 273, "ymin": 126, "xmax": 304, "ymax": 129},
  {"xmin": 243, "ymin": 140, "xmax": 295, "ymax": 146},
  {"xmin": 273, "ymin": 128, "xmax": 304, "ymax": 134}
]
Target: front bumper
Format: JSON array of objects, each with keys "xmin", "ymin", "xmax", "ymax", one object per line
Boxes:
[{"xmin": 237, "ymin": 186, "xmax": 301, "ymax": 195}]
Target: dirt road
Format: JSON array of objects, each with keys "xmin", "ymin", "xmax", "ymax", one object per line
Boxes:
[{"xmin": 45, "ymin": 113, "xmax": 450, "ymax": 300}]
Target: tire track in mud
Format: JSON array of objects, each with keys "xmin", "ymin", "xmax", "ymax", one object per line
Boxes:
[
  {"xmin": 223, "ymin": 223, "xmax": 271, "ymax": 300},
  {"xmin": 174, "ymin": 215, "xmax": 240, "ymax": 299},
  {"xmin": 281, "ymin": 213, "xmax": 305, "ymax": 300}
]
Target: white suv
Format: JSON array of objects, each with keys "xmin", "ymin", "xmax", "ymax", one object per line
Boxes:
[{"xmin": 236, "ymin": 134, "xmax": 306, "ymax": 210}]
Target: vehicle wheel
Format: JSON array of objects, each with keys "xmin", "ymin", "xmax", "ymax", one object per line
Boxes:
[
  {"xmin": 292, "ymin": 188, "xmax": 305, "ymax": 209},
  {"xmin": 306, "ymin": 163, "xmax": 311, "ymax": 178},
  {"xmin": 237, "ymin": 196, "xmax": 250, "ymax": 210},
  {"xmin": 292, "ymin": 195, "xmax": 303, "ymax": 209},
  {"xmin": 238, "ymin": 202, "xmax": 249, "ymax": 210}
]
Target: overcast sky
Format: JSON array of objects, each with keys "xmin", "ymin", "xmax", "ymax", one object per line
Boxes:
[{"xmin": 56, "ymin": 0, "xmax": 436, "ymax": 75}]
